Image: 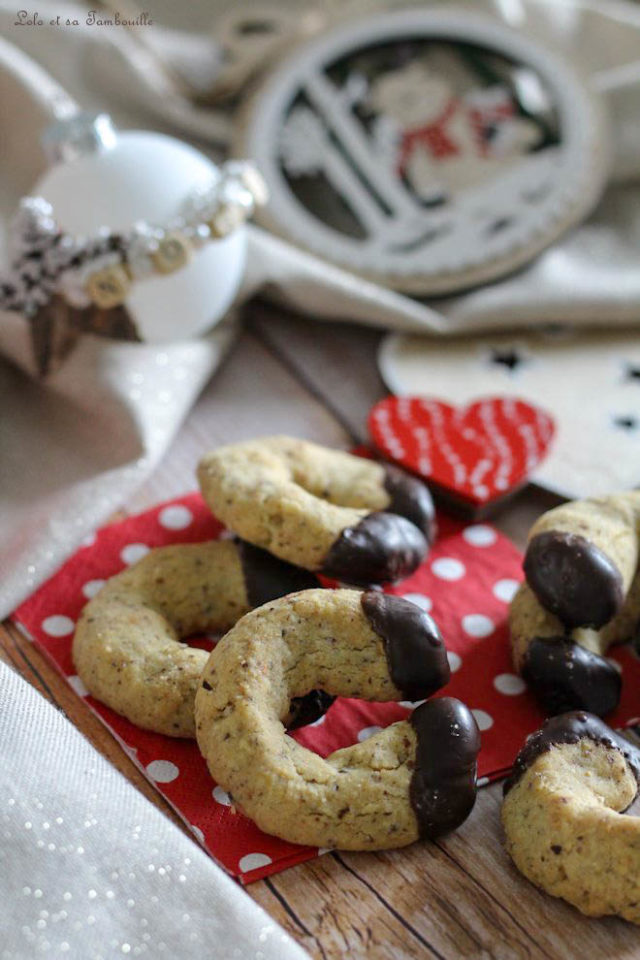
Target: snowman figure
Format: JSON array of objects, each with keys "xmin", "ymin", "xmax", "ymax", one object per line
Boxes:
[{"xmin": 369, "ymin": 61, "xmax": 541, "ymax": 203}]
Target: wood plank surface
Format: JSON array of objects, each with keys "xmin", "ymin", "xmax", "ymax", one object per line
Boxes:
[{"xmin": 4, "ymin": 301, "xmax": 638, "ymax": 960}]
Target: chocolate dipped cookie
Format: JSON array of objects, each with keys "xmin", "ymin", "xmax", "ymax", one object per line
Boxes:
[
  {"xmin": 503, "ymin": 712, "xmax": 640, "ymax": 924},
  {"xmin": 197, "ymin": 436, "xmax": 435, "ymax": 586},
  {"xmin": 72, "ymin": 539, "xmax": 329, "ymax": 737},
  {"xmin": 511, "ymin": 492, "xmax": 640, "ymax": 715},
  {"xmin": 195, "ymin": 589, "xmax": 479, "ymax": 850}
]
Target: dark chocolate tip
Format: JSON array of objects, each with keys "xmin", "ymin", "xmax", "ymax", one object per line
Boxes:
[
  {"xmin": 522, "ymin": 637, "xmax": 621, "ymax": 718},
  {"xmin": 285, "ymin": 691, "xmax": 336, "ymax": 731},
  {"xmin": 361, "ymin": 592, "xmax": 450, "ymax": 700},
  {"xmin": 383, "ymin": 464, "xmax": 436, "ymax": 543},
  {"xmin": 410, "ymin": 697, "xmax": 480, "ymax": 840},
  {"xmin": 322, "ymin": 512, "xmax": 427, "ymax": 586},
  {"xmin": 237, "ymin": 539, "xmax": 319, "ymax": 609},
  {"xmin": 524, "ymin": 531, "xmax": 624, "ymax": 629},
  {"xmin": 503, "ymin": 710, "xmax": 640, "ymax": 796}
]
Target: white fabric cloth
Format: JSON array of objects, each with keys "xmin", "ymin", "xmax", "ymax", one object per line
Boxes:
[
  {"xmin": 0, "ymin": 317, "xmax": 238, "ymax": 619},
  {"xmin": 0, "ymin": 660, "xmax": 311, "ymax": 960},
  {"xmin": 3, "ymin": 0, "xmax": 640, "ymax": 340}
]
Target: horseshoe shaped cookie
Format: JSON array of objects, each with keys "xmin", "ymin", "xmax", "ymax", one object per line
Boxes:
[
  {"xmin": 195, "ymin": 589, "xmax": 480, "ymax": 850},
  {"xmin": 197, "ymin": 436, "xmax": 435, "ymax": 586},
  {"xmin": 502, "ymin": 712, "xmax": 640, "ymax": 924},
  {"xmin": 510, "ymin": 492, "xmax": 640, "ymax": 716},
  {"xmin": 72, "ymin": 539, "xmax": 329, "ymax": 737}
]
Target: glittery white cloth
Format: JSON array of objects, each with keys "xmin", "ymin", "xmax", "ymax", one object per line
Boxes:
[{"xmin": 0, "ymin": 661, "xmax": 310, "ymax": 960}]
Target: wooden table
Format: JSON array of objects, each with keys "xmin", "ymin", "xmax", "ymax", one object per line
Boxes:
[{"xmin": 2, "ymin": 302, "xmax": 638, "ymax": 959}]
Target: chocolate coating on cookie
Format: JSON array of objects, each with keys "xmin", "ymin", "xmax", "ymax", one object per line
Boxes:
[
  {"xmin": 522, "ymin": 637, "xmax": 621, "ymax": 718},
  {"xmin": 361, "ymin": 592, "xmax": 450, "ymax": 700},
  {"xmin": 286, "ymin": 690, "xmax": 336, "ymax": 730},
  {"xmin": 504, "ymin": 711, "xmax": 640, "ymax": 796},
  {"xmin": 524, "ymin": 531, "xmax": 624, "ymax": 629},
  {"xmin": 236, "ymin": 539, "xmax": 319, "ymax": 608},
  {"xmin": 410, "ymin": 697, "xmax": 480, "ymax": 839},
  {"xmin": 383, "ymin": 465, "xmax": 436, "ymax": 543},
  {"xmin": 322, "ymin": 512, "xmax": 427, "ymax": 585}
]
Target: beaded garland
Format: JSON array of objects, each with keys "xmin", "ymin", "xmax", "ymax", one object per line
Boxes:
[{"xmin": 0, "ymin": 161, "xmax": 267, "ymax": 315}]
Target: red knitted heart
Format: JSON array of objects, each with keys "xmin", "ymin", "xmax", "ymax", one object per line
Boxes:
[{"xmin": 369, "ymin": 395, "xmax": 555, "ymax": 508}]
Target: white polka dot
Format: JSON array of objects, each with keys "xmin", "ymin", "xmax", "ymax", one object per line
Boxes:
[
  {"xmin": 462, "ymin": 525, "xmax": 497, "ymax": 547},
  {"xmin": 431, "ymin": 557, "xmax": 465, "ymax": 581},
  {"xmin": 399, "ymin": 699, "xmax": 425, "ymax": 709},
  {"xmin": 158, "ymin": 505, "xmax": 193, "ymax": 530},
  {"xmin": 239, "ymin": 853, "xmax": 272, "ymax": 873},
  {"xmin": 462, "ymin": 614, "xmax": 495, "ymax": 638},
  {"xmin": 447, "ymin": 651, "xmax": 462, "ymax": 673},
  {"xmin": 82, "ymin": 579, "xmax": 105, "ymax": 600},
  {"xmin": 477, "ymin": 776, "xmax": 489, "ymax": 787},
  {"xmin": 212, "ymin": 786, "xmax": 231, "ymax": 806},
  {"xmin": 472, "ymin": 709, "xmax": 494, "ymax": 731},
  {"xmin": 357, "ymin": 725, "xmax": 382, "ymax": 742},
  {"xmin": 67, "ymin": 675, "xmax": 89, "ymax": 697},
  {"xmin": 493, "ymin": 673, "xmax": 526, "ymax": 696},
  {"xmin": 41, "ymin": 615, "xmax": 74, "ymax": 637},
  {"xmin": 191, "ymin": 826, "xmax": 205, "ymax": 843},
  {"xmin": 607, "ymin": 658, "xmax": 623, "ymax": 674},
  {"xmin": 218, "ymin": 529, "xmax": 235, "ymax": 540},
  {"xmin": 493, "ymin": 578, "xmax": 519, "ymax": 603},
  {"xmin": 120, "ymin": 543, "xmax": 150, "ymax": 565},
  {"xmin": 401, "ymin": 593, "xmax": 432, "ymax": 612},
  {"xmin": 146, "ymin": 760, "xmax": 179, "ymax": 783},
  {"xmin": 317, "ymin": 847, "xmax": 332, "ymax": 856},
  {"xmin": 308, "ymin": 713, "xmax": 326, "ymax": 728}
]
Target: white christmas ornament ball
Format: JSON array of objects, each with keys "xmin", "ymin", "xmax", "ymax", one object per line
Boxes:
[{"xmin": 33, "ymin": 127, "xmax": 247, "ymax": 341}]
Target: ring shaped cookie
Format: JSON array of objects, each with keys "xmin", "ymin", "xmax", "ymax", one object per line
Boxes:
[
  {"xmin": 195, "ymin": 589, "xmax": 480, "ymax": 850},
  {"xmin": 503, "ymin": 712, "xmax": 640, "ymax": 924},
  {"xmin": 510, "ymin": 492, "xmax": 640, "ymax": 716},
  {"xmin": 72, "ymin": 539, "xmax": 329, "ymax": 737},
  {"xmin": 197, "ymin": 436, "xmax": 435, "ymax": 586}
]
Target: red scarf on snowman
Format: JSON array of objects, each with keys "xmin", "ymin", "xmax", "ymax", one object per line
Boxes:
[{"xmin": 396, "ymin": 95, "xmax": 515, "ymax": 176}]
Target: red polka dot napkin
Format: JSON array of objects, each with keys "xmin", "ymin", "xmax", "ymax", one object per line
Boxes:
[{"xmin": 12, "ymin": 493, "xmax": 640, "ymax": 884}]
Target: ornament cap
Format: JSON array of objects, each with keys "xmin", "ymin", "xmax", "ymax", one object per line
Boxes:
[{"xmin": 42, "ymin": 112, "xmax": 118, "ymax": 166}]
